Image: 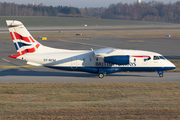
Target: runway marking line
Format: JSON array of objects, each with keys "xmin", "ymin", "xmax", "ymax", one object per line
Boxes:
[
  {"xmin": 129, "ymin": 40, "xmax": 144, "ymax": 42},
  {"xmin": 0, "ymin": 65, "xmax": 41, "ymax": 69},
  {"xmin": 2, "ymin": 58, "xmax": 10, "ymax": 62}
]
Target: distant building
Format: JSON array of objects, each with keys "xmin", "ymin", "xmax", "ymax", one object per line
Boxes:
[
  {"xmin": 82, "ymin": 24, "xmax": 87, "ymax": 27},
  {"xmin": 137, "ymin": 0, "xmax": 141, "ymax": 4},
  {"xmin": 32, "ymin": 0, "xmax": 38, "ymax": 6}
]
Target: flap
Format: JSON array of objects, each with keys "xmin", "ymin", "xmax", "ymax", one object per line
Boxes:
[{"xmin": 93, "ymin": 48, "xmax": 116, "ymax": 57}]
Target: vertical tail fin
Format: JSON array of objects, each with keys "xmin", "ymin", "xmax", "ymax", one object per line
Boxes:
[{"xmin": 6, "ymin": 20, "xmax": 40, "ymax": 57}]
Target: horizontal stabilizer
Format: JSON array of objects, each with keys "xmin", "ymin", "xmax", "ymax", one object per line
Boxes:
[
  {"xmin": 27, "ymin": 61, "xmax": 42, "ymax": 66},
  {"xmin": 6, "ymin": 20, "xmax": 23, "ymax": 27},
  {"xmin": 93, "ymin": 48, "xmax": 116, "ymax": 57}
]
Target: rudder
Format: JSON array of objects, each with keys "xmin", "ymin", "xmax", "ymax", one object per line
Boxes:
[{"xmin": 6, "ymin": 20, "xmax": 40, "ymax": 55}]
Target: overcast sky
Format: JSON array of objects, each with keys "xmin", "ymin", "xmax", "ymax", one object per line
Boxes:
[{"xmin": 1, "ymin": 0, "xmax": 180, "ymax": 8}]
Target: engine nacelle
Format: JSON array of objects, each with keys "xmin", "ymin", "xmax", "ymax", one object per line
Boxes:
[{"xmin": 104, "ymin": 55, "xmax": 130, "ymax": 65}]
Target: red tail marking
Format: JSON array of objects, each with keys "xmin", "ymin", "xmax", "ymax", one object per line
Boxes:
[
  {"xmin": 19, "ymin": 48, "xmax": 36, "ymax": 55},
  {"xmin": 22, "ymin": 36, "xmax": 31, "ymax": 42},
  {"xmin": 14, "ymin": 32, "xmax": 21, "ymax": 39},
  {"xmin": 29, "ymin": 36, "xmax": 35, "ymax": 43},
  {"xmin": 36, "ymin": 44, "xmax": 40, "ymax": 48},
  {"xmin": 20, "ymin": 46, "xmax": 37, "ymax": 54},
  {"xmin": 10, "ymin": 32, "xmax": 15, "ymax": 40},
  {"xmin": 27, "ymin": 48, "xmax": 35, "ymax": 53},
  {"xmin": 21, "ymin": 50, "xmax": 27, "ymax": 54},
  {"xmin": 14, "ymin": 32, "xmax": 31, "ymax": 42},
  {"xmin": 9, "ymin": 55, "xmax": 21, "ymax": 59}
]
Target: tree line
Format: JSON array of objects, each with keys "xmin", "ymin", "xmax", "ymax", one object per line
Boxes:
[
  {"xmin": 2, "ymin": 1, "xmax": 180, "ymax": 23},
  {"xmin": 0, "ymin": 2, "xmax": 81, "ymax": 16},
  {"xmin": 101, "ymin": 1, "xmax": 180, "ymax": 23},
  {"xmin": 79, "ymin": 7, "xmax": 106, "ymax": 18}
]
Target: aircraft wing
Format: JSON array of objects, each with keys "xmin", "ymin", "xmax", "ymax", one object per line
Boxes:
[{"xmin": 93, "ymin": 48, "xmax": 116, "ymax": 57}]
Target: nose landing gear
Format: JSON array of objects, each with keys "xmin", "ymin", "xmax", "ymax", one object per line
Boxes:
[
  {"xmin": 158, "ymin": 71, "xmax": 164, "ymax": 78},
  {"xmin": 159, "ymin": 74, "xmax": 163, "ymax": 77}
]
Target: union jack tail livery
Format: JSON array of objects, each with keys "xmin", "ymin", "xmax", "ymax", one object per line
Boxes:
[{"xmin": 6, "ymin": 20, "xmax": 40, "ymax": 58}]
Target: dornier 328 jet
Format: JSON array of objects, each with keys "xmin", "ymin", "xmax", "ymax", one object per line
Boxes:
[{"xmin": 6, "ymin": 20, "xmax": 176, "ymax": 78}]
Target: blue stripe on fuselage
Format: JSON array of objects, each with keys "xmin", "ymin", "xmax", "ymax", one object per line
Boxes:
[{"xmin": 46, "ymin": 66, "xmax": 176, "ymax": 74}]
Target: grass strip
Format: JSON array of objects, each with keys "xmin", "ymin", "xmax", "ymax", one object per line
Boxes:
[{"xmin": 0, "ymin": 83, "xmax": 180, "ymax": 119}]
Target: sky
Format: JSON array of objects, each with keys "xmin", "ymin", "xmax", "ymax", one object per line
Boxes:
[{"xmin": 1, "ymin": 0, "xmax": 180, "ymax": 8}]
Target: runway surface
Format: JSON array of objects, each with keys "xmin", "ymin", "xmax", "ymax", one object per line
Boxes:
[
  {"xmin": 0, "ymin": 35, "xmax": 179, "ymax": 82},
  {"xmin": 1, "ymin": 26, "xmax": 180, "ymax": 33},
  {"xmin": 0, "ymin": 70, "xmax": 179, "ymax": 82}
]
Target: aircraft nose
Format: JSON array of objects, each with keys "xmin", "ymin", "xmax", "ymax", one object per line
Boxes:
[
  {"xmin": 172, "ymin": 63, "xmax": 176, "ymax": 68},
  {"xmin": 169, "ymin": 61, "xmax": 176, "ymax": 69}
]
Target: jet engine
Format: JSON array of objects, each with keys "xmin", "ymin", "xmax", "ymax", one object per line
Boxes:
[{"xmin": 104, "ymin": 55, "xmax": 130, "ymax": 65}]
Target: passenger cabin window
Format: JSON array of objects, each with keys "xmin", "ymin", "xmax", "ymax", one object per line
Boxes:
[{"xmin": 154, "ymin": 56, "xmax": 166, "ymax": 60}]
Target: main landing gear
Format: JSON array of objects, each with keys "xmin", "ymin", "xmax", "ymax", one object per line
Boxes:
[
  {"xmin": 98, "ymin": 73, "xmax": 106, "ymax": 78},
  {"xmin": 158, "ymin": 71, "xmax": 164, "ymax": 78},
  {"xmin": 98, "ymin": 68, "xmax": 106, "ymax": 78}
]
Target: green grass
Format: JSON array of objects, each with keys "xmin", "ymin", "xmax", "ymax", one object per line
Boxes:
[
  {"xmin": 0, "ymin": 16, "xmax": 179, "ymax": 28},
  {"xmin": 0, "ymin": 83, "xmax": 180, "ymax": 119}
]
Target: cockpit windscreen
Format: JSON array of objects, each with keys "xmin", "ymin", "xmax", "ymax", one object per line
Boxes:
[{"xmin": 154, "ymin": 56, "xmax": 166, "ymax": 60}]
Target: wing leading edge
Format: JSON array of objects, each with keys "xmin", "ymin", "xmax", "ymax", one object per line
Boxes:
[{"xmin": 93, "ymin": 48, "xmax": 116, "ymax": 57}]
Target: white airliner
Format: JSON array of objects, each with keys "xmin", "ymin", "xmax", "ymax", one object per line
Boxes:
[{"xmin": 6, "ymin": 20, "xmax": 176, "ymax": 78}]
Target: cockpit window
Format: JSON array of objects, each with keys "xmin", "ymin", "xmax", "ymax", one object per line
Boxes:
[
  {"xmin": 154, "ymin": 56, "xmax": 166, "ymax": 60},
  {"xmin": 154, "ymin": 56, "xmax": 159, "ymax": 60},
  {"xmin": 159, "ymin": 56, "xmax": 166, "ymax": 59}
]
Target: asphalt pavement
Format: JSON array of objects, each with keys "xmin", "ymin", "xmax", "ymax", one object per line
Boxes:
[{"xmin": 0, "ymin": 34, "xmax": 179, "ymax": 82}]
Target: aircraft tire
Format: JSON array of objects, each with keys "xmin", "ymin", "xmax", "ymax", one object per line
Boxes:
[
  {"xmin": 159, "ymin": 74, "xmax": 163, "ymax": 78},
  {"xmin": 98, "ymin": 73, "xmax": 104, "ymax": 78}
]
